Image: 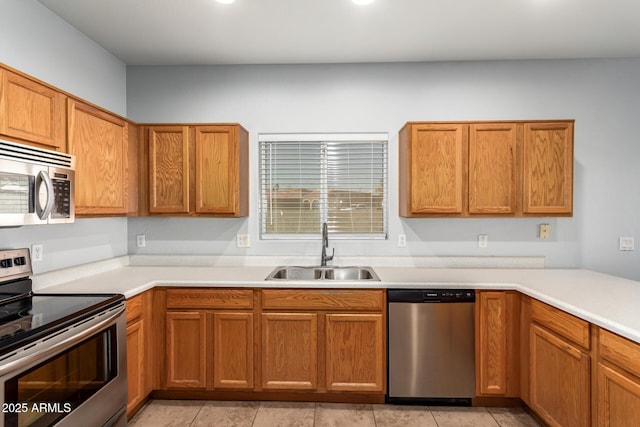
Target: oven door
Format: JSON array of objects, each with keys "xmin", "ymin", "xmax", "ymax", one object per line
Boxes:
[{"xmin": 0, "ymin": 304, "xmax": 127, "ymax": 427}]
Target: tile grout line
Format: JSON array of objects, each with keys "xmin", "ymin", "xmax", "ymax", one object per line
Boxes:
[
  {"xmin": 428, "ymin": 407, "xmax": 442, "ymax": 427},
  {"xmin": 188, "ymin": 400, "xmax": 206, "ymax": 427},
  {"xmin": 249, "ymin": 401, "xmax": 261, "ymax": 427},
  {"xmin": 371, "ymin": 404, "xmax": 378, "ymax": 427},
  {"xmin": 313, "ymin": 402, "xmax": 317, "ymax": 427}
]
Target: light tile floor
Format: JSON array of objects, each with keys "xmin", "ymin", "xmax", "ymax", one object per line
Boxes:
[{"xmin": 129, "ymin": 400, "xmax": 543, "ymax": 427}]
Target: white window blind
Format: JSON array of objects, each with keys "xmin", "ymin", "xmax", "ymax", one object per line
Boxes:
[{"xmin": 259, "ymin": 133, "xmax": 388, "ymax": 239}]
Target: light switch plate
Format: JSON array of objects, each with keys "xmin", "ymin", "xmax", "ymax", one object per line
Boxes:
[
  {"xmin": 619, "ymin": 237, "xmax": 635, "ymax": 251},
  {"xmin": 237, "ymin": 234, "xmax": 250, "ymax": 248},
  {"xmin": 538, "ymin": 223, "xmax": 551, "ymax": 239}
]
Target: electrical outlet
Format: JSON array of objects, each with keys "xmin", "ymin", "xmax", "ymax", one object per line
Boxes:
[
  {"xmin": 31, "ymin": 244, "xmax": 43, "ymax": 262},
  {"xmin": 538, "ymin": 223, "xmax": 551, "ymax": 239},
  {"xmin": 478, "ymin": 234, "xmax": 488, "ymax": 248},
  {"xmin": 136, "ymin": 234, "xmax": 146, "ymax": 248},
  {"xmin": 619, "ymin": 237, "xmax": 635, "ymax": 251},
  {"xmin": 398, "ymin": 234, "xmax": 407, "ymax": 247},
  {"xmin": 237, "ymin": 234, "xmax": 250, "ymax": 248}
]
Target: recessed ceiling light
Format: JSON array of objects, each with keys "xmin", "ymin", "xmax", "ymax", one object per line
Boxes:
[
  {"xmin": 352, "ymin": 0, "xmax": 375, "ymax": 5},
  {"xmin": 216, "ymin": 0, "xmax": 236, "ymax": 4}
]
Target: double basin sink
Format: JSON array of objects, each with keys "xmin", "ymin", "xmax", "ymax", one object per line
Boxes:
[{"xmin": 265, "ymin": 266, "xmax": 380, "ymax": 281}]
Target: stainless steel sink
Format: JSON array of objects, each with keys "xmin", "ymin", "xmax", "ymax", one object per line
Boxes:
[{"xmin": 265, "ymin": 266, "xmax": 380, "ymax": 281}]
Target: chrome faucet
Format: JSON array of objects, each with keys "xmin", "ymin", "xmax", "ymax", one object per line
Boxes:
[{"xmin": 321, "ymin": 222, "xmax": 334, "ymax": 266}]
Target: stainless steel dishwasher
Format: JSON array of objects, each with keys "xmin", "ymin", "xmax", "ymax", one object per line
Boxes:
[{"xmin": 387, "ymin": 289, "xmax": 476, "ymax": 405}]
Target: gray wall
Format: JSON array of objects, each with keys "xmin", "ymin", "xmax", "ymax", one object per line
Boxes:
[
  {"xmin": 0, "ymin": 0, "xmax": 127, "ymax": 115},
  {"xmin": 126, "ymin": 60, "xmax": 640, "ymax": 280},
  {"xmin": 0, "ymin": 0, "xmax": 128, "ymax": 273}
]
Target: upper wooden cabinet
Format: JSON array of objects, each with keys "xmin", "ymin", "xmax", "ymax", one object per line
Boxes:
[
  {"xmin": 68, "ymin": 99, "xmax": 129, "ymax": 215},
  {"xmin": 0, "ymin": 68, "xmax": 66, "ymax": 150},
  {"xmin": 144, "ymin": 124, "xmax": 248, "ymax": 217},
  {"xmin": 469, "ymin": 123, "xmax": 519, "ymax": 215},
  {"xmin": 399, "ymin": 123, "xmax": 465, "ymax": 215},
  {"xmin": 148, "ymin": 126, "xmax": 190, "ymax": 213},
  {"xmin": 523, "ymin": 122, "xmax": 573, "ymax": 214},
  {"xmin": 399, "ymin": 120, "xmax": 574, "ymax": 217}
]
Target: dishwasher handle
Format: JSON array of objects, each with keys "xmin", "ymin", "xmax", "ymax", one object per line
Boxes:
[{"xmin": 388, "ymin": 289, "xmax": 475, "ymax": 303}]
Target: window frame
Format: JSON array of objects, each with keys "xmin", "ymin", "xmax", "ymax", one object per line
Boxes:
[{"xmin": 259, "ymin": 132, "xmax": 388, "ymax": 240}]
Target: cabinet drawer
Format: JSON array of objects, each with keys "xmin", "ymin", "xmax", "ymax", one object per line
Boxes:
[
  {"xmin": 531, "ymin": 299, "xmax": 590, "ymax": 349},
  {"xmin": 599, "ymin": 328, "xmax": 640, "ymax": 378},
  {"xmin": 166, "ymin": 288, "xmax": 253, "ymax": 309},
  {"xmin": 261, "ymin": 289, "xmax": 384, "ymax": 311},
  {"xmin": 126, "ymin": 294, "xmax": 143, "ymax": 323}
]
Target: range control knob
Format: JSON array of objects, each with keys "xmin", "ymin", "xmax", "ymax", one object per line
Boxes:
[
  {"xmin": 0, "ymin": 258, "xmax": 14, "ymax": 268},
  {"xmin": 13, "ymin": 257, "xmax": 26, "ymax": 266}
]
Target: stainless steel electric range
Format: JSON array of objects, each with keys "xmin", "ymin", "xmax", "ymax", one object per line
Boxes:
[{"xmin": 0, "ymin": 248, "xmax": 127, "ymax": 427}]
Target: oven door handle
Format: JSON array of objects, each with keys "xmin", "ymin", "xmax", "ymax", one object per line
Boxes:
[{"xmin": 0, "ymin": 304, "xmax": 125, "ymax": 377}]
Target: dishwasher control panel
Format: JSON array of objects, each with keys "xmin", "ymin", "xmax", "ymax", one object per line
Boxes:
[{"xmin": 388, "ymin": 289, "xmax": 475, "ymax": 303}]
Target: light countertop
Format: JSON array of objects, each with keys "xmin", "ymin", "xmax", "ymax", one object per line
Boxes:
[{"xmin": 33, "ymin": 262, "xmax": 640, "ymax": 345}]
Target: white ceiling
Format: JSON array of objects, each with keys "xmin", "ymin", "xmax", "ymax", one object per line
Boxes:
[{"xmin": 38, "ymin": 0, "xmax": 640, "ymax": 65}]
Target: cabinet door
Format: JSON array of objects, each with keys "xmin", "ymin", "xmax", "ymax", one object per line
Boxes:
[
  {"xmin": 529, "ymin": 324, "xmax": 590, "ymax": 427},
  {"xmin": 261, "ymin": 313, "xmax": 318, "ymax": 390},
  {"xmin": 597, "ymin": 363, "xmax": 640, "ymax": 427},
  {"xmin": 148, "ymin": 126, "xmax": 190, "ymax": 213},
  {"xmin": 194, "ymin": 125, "xmax": 239, "ymax": 215},
  {"xmin": 126, "ymin": 320, "xmax": 144, "ymax": 415},
  {"xmin": 469, "ymin": 124, "xmax": 518, "ymax": 214},
  {"xmin": 476, "ymin": 291, "xmax": 520, "ymax": 396},
  {"xmin": 212, "ymin": 312, "xmax": 254, "ymax": 389},
  {"xmin": 408, "ymin": 123, "xmax": 465, "ymax": 214},
  {"xmin": 325, "ymin": 314, "xmax": 384, "ymax": 392},
  {"xmin": 68, "ymin": 99, "xmax": 128, "ymax": 214},
  {"xmin": 0, "ymin": 69, "xmax": 66, "ymax": 149},
  {"xmin": 523, "ymin": 122, "xmax": 573, "ymax": 214},
  {"xmin": 166, "ymin": 311, "xmax": 207, "ymax": 388}
]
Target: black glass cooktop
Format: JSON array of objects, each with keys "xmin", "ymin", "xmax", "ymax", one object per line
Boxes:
[{"xmin": 0, "ymin": 292, "xmax": 124, "ymax": 357}]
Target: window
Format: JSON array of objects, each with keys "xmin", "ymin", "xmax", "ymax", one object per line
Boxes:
[{"xmin": 259, "ymin": 133, "xmax": 388, "ymax": 239}]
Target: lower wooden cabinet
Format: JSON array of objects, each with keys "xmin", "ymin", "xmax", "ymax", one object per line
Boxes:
[
  {"xmin": 163, "ymin": 288, "xmax": 255, "ymax": 391},
  {"xmin": 597, "ymin": 328, "xmax": 640, "ymax": 426},
  {"xmin": 160, "ymin": 288, "xmax": 385, "ymax": 398},
  {"xmin": 165, "ymin": 311, "xmax": 207, "ymax": 388},
  {"xmin": 212, "ymin": 312, "xmax": 254, "ymax": 389},
  {"xmin": 325, "ymin": 313, "xmax": 384, "ymax": 392},
  {"xmin": 126, "ymin": 320, "xmax": 145, "ymax": 413},
  {"xmin": 529, "ymin": 323, "xmax": 591, "ymax": 427},
  {"xmin": 475, "ymin": 291, "xmax": 520, "ymax": 397},
  {"xmin": 597, "ymin": 363, "xmax": 640, "ymax": 427},
  {"xmin": 126, "ymin": 291, "xmax": 152, "ymax": 419},
  {"xmin": 165, "ymin": 310, "xmax": 254, "ymax": 390},
  {"xmin": 261, "ymin": 312, "xmax": 318, "ymax": 390},
  {"xmin": 260, "ymin": 290, "xmax": 386, "ymax": 395}
]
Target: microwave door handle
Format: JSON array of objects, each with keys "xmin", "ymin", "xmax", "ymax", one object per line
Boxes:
[{"xmin": 35, "ymin": 170, "xmax": 55, "ymax": 220}]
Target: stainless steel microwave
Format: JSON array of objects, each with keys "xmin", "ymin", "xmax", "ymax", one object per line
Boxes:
[{"xmin": 0, "ymin": 140, "xmax": 75, "ymax": 227}]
